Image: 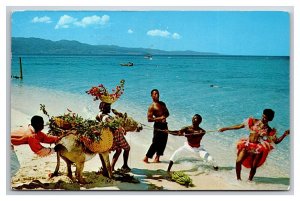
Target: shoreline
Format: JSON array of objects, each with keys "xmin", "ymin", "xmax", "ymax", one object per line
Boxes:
[{"xmin": 10, "ymin": 84, "xmax": 290, "ymax": 191}]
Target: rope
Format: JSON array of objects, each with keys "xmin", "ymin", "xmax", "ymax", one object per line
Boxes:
[
  {"xmin": 139, "ymin": 122, "xmax": 218, "ymax": 135},
  {"xmin": 140, "ymin": 123, "xmax": 152, "ymax": 128},
  {"xmin": 182, "ymin": 130, "xmax": 219, "ymax": 136}
]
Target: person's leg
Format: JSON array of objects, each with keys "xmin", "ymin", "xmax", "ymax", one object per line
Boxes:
[
  {"xmin": 144, "ymin": 131, "xmax": 159, "ymax": 162},
  {"xmin": 121, "ymin": 148, "xmax": 131, "ymax": 171},
  {"xmin": 143, "ymin": 156, "xmax": 150, "ymax": 163},
  {"xmin": 199, "ymin": 148, "xmax": 218, "ymax": 171},
  {"xmin": 248, "ymin": 152, "xmax": 263, "ymax": 181},
  {"xmin": 115, "ymin": 133, "xmax": 131, "ymax": 171},
  {"xmin": 236, "ymin": 149, "xmax": 248, "ymax": 180},
  {"xmin": 167, "ymin": 145, "xmax": 190, "ymax": 172},
  {"xmin": 111, "ymin": 149, "xmax": 122, "ymax": 171},
  {"xmin": 167, "ymin": 161, "xmax": 174, "ymax": 172},
  {"xmin": 155, "ymin": 129, "xmax": 168, "ymax": 162},
  {"xmin": 154, "ymin": 155, "xmax": 160, "ymax": 163}
]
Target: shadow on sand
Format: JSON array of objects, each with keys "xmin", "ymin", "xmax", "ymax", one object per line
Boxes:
[
  {"xmin": 253, "ymin": 177, "xmax": 290, "ymax": 186},
  {"xmin": 131, "ymin": 168, "xmax": 169, "ymax": 178},
  {"xmin": 12, "ymin": 169, "xmax": 166, "ymax": 191},
  {"xmin": 12, "ymin": 171, "xmax": 116, "ymax": 190},
  {"xmin": 13, "ymin": 179, "xmax": 81, "ymax": 190},
  {"xmin": 13, "ymin": 165, "xmax": 238, "ymax": 191},
  {"xmin": 181, "ymin": 164, "xmax": 235, "ymax": 174}
]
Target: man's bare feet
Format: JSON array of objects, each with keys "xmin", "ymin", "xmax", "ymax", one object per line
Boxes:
[
  {"xmin": 153, "ymin": 155, "xmax": 160, "ymax": 163},
  {"xmin": 143, "ymin": 156, "xmax": 149, "ymax": 163}
]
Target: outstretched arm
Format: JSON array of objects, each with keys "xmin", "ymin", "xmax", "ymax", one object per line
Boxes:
[
  {"xmin": 28, "ymin": 137, "xmax": 55, "ymax": 157},
  {"xmin": 168, "ymin": 130, "xmax": 181, "ymax": 135},
  {"xmin": 274, "ymin": 130, "xmax": 289, "ymax": 144},
  {"xmin": 218, "ymin": 123, "xmax": 245, "ymax": 132},
  {"xmin": 168, "ymin": 127, "xmax": 188, "ymax": 136},
  {"xmin": 112, "ymin": 109, "xmax": 123, "ymax": 117},
  {"xmin": 184, "ymin": 129, "xmax": 206, "ymax": 136}
]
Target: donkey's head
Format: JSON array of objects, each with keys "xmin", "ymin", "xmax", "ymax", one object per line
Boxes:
[{"xmin": 112, "ymin": 109, "xmax": 142, "ymax": 132}]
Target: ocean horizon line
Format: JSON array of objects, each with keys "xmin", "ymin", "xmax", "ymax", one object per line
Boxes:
[{"xmin": 11, "ymin": 53, "xmax": 290, "ymax": 58}]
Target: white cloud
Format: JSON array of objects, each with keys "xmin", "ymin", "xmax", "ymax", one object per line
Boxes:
[
  {"xmin": 100, "ymin": 15, "xmax": 110, "ymax": 24},
  {"xmin": 55, "ymin": 15, "xmax": 77, "ymax": 29},
  {"xmin": 55, "ymin": 14, "xmax": 109, "ymax": 29},
  {"xmin": 32, "ymin": 16, "xmax": 52, "ymax": 23},
  {"xmin": 74, "ymin": 15, "xmax": 110, "ymax": 27},
  {"xmin": 147, "ymin": 29, "xmax": 170, "ymax": 38},
  {"xmin": 172, "ymin": 33, "xmax": 181, "ymax": 39},
  {"xmin": 128, "ymin": 29, "xmax": 133, "ymax": 34},
  {"xmin": 147, "ymin": 29, "xmax": 181, "ymax": 40}
]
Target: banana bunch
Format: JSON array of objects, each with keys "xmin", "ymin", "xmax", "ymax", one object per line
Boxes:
[{"xmin": 171, "ymin": 171, "xmax": 193, "ymax": 187}]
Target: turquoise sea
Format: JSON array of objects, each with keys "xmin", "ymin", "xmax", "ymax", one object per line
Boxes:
[{"xmin": 11, "ymin": 55, "xmax": 290, "ymax": 184}]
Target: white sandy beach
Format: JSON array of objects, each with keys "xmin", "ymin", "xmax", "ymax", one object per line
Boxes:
[
  {"xmin": 10, "ymin": 106, "xmax": 232, "ymax": 191},
  {"xmin": 10, "ymin": 85, "xmax": 290, "ymax": 191}
]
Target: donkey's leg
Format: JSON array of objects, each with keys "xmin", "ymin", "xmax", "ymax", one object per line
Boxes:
[
  {"xmin": 100, "ymin": 151, "xmax": 113, "ymax": 178},
  {"xmin": 60, "ymin": 155, "xmax": 74, "ymax": 181},
  {"xmin": 49, "ymin": 152, "xmax": 60, "ymax": 178},
  {"xmin": 66, "ymin": 160, "xmax": 73, "ymax": 180},
  {"xmin": 75, "ymin": 162, "xmax": 87, "ymax": 184},
  {"xmin": 99, "ymin": 154, "xmax": 109, "ymax": 177}
]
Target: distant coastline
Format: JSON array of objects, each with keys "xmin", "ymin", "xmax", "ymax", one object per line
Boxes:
[
  {"xmin": 12, "ymin": 37, "xmax": 219, "ymax": 56},
  {"xmin": 11, "ymin": 37, "xmax": 289, "ymax": 57}
]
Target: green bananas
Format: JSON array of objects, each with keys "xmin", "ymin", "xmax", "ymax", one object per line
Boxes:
[{"xmin": 171, "ymin": 171, "xmax": 193, "ymax": 187}]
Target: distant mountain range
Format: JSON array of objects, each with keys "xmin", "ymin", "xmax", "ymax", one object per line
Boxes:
[{"xmin": 11, "ymin": 37, "xmax": 219, "ymax": 56}]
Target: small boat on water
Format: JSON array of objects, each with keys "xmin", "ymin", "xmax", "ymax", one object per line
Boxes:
[
  {"xmin": 120, "ymin": 62, "xmax": 133, "ymax": 67},
  {"xmin": 144, "ymin": 55, "xmax": 153, "ymax": 60}
]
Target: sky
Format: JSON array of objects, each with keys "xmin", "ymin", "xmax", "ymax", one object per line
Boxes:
[{"xmin": 11, "ymin": 10, "xmax": 290, "ymax": 56}]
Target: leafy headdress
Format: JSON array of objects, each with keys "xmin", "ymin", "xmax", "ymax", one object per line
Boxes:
[{"xmin": 86, "ymin": 79, "xmax": 125, "ymax": 104}]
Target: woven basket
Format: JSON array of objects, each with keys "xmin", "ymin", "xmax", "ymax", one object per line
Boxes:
[
  {"xmin": 53, "ymin": 117, "xmax": 72, "ymax": 130},
  {"xmin": 81, "ymin": 127, "xmax": 114, "ymax": 153},
  {"xmin": 99, "ymin": 96, "xmax": 117, "ymax": 104}
]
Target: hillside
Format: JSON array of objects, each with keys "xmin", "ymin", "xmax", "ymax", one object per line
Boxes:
[{"xmin": 11, "ymin": 37, "xmax": 218, "ymax": 56}]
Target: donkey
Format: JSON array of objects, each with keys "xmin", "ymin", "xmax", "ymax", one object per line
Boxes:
[{"xmin": 51, "ymin": 111, "xmax": 142, "ymax": 184}]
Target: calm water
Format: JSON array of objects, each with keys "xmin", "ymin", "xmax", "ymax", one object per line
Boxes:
[{"xmin": 11, "ymin": 55, "xmax": 290, "ymax": 180}]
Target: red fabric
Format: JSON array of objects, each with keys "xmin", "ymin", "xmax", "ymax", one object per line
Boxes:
[
  {"xmin": 11, "ymin": 126, "xmax": 58, "ymax": 157},
  {"xmin": 237, "ymin": 138, "xmax": 273, "ymax": 168},
  {"xmin": 110, "ymin": 127, "xmax": 130, "ymax": 151},
  {"xmin": 248, "ymin": 118, "xmax": 254, "ymax": 127},
  {"xmin": 98, "ymin": 114, "xmax": 130, "ymax": 151},
  {"xmin": 238, "ymin": 117, "xmax": 278, "ymax": 168}
]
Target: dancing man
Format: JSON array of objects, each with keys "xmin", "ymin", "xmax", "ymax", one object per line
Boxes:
[{"xmin": 167, "ymin": 114, "xmax": 218, "ymax": 172}]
